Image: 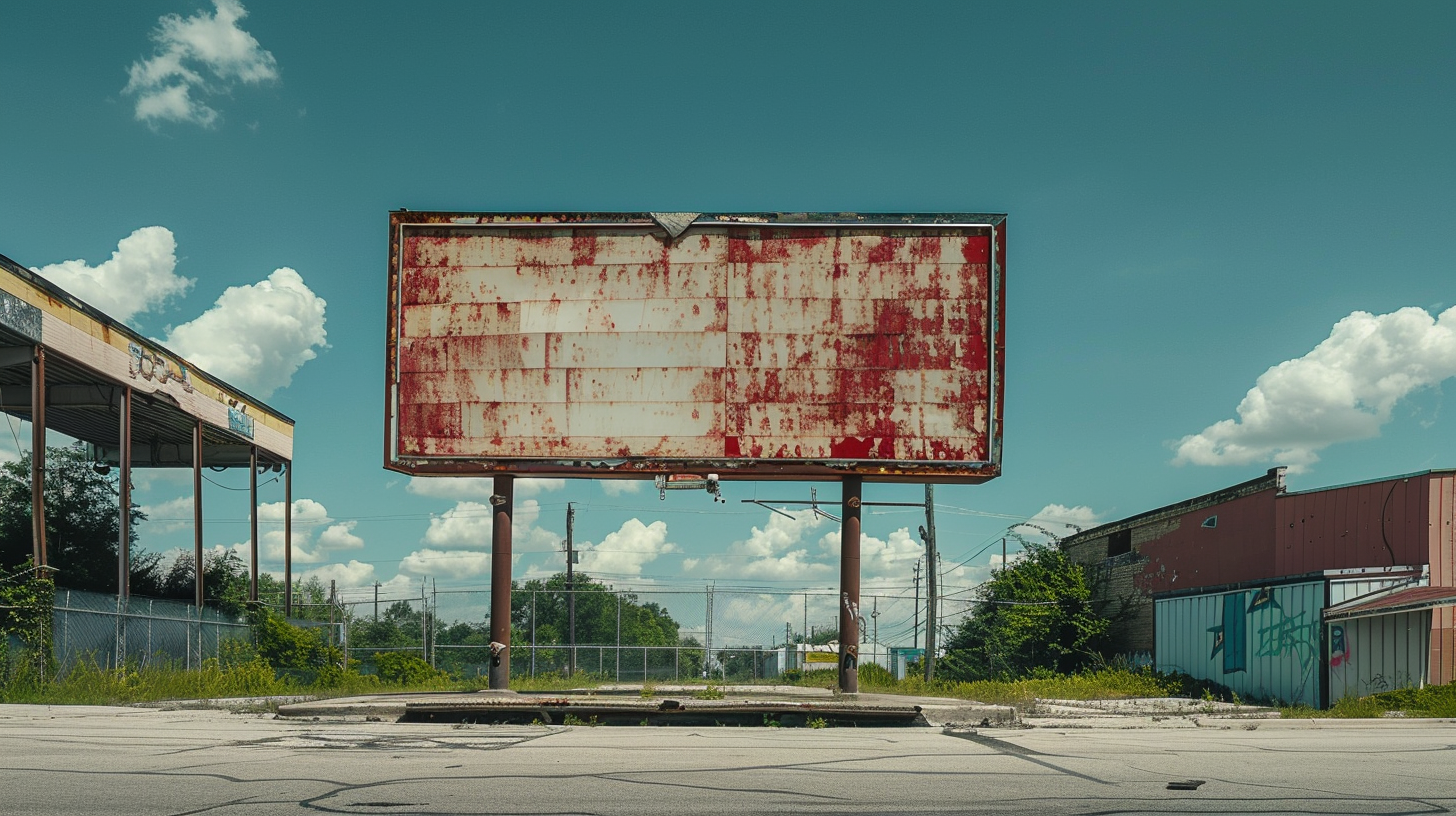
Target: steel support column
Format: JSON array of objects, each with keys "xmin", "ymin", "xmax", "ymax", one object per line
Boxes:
[
  {"xmin": 118, "ymin": 387, "xmax": 132, "ymax": 598},
  {"xmin": 284, "ymin": 462, "xmax": 293, "ymax": 618},
  {"xmin": 193, "ymin": 420, "xmax": 204, "ymax": 609},
  {"xmin": 839, "ymin": 476, "xmax": 862, "ymax": 693},
  {"xmin": 488, "ymin": 475, "xmax": 514, "ymax": 690},
  {"xmin": 248, "ymin": 446, "xmax": 258, "ymax": 603},
  {"xmin": 30, "ymin": 346, "xmax": 45, "ymax": 572}
]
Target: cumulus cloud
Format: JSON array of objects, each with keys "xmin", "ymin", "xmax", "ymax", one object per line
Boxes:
[
  {"xmin": 31, "ymin": 227, "xmax": 193, "ymax": 324},
  {"xmin": 1173, "ymin": 306, "xmax": 1456, "ymax": 472},
  {"xmin": 600, "ymin": 480, "xmax": 643, "ymax": 497},
  {"xmin": 406, "ymin": 477, "xmax": 564, "ymax": 501},
  {"xmin": 820, "ymin": 527, "xmax": 923, "ymax": 579},
  {"xmin": 218, "ymin": 498, "xmax": 365, "ymax": 565},
  {"xmin": 164, "ymin": 267, "xmax": 327, "ymax": 397},
  {"xmin": 579, "ymin": 519, "xmax": 678, "ymax": 576},
  {"xmin": 138, "ymin": 495, "xmax": 198, "ymax": 534},
  {"xmin": 300, "ymin": 560, "xmax": 377, "ymax": 590},
  {"xmin": 687, "ymin": 509, "xmax": 835, "ymax": 581},
  {"xmin": 421, "ymin": 501, "xmax": 494, "ymax": 549},
  {"xmin": 399, "ymin": 548, "xmax": 494, "ymax": 580},
  {"xmin": 420, "ymin": 498, "xmax": 559, "ymax": 553},
  {"xmin": 124, "ymin": 0, "xmax": 278, "ymax": 128}
]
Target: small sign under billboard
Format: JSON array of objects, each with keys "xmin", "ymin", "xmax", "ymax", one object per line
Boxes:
[{"xmin": 385, "ymin": 211, "xmax": 1004, "ymax": 483}]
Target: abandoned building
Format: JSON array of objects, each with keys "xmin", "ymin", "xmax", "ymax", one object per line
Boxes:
[{"xmin": 1060, "ymin": 467, "xmax": 1456, "ymax": 707}]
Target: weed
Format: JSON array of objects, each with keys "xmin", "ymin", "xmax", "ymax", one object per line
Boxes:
[
  {"xmin": 695, "ymin": 685, "xmax": 725, "ymax": 700},
  {"xmin": 807, "ymin": 717, "xmax": 828, "ymax": 729},
  {"xmin": 640, "ymin": 681, "xmax": 657, "ymax": 699}
]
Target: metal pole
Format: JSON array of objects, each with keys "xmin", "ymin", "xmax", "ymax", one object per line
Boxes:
[
  {"xmin": 30, "ymin": 346, "xmax": 46, "ymax": 573},
  {"xmin": 248, "ymin": 446, "xmax": 258, "ymax": 603},
  {"xmin": 616, "ymin": 593, "xmax": 621, "ymax": 682},
  {"xmin": 488, "ymin": 475, "xmax": 514, "ymax": 689},
  {"xmin": 193, "ymin": 420, "xmax": 204, "ymax": 609},
  {"xmin": 118, "ymin": 387, "xmax": 132, "ymax": 599},
  {"xmin": 913, "ymin": 559, "xmax": 921, "ymax": 651},
  {"xmin": 839, "ymin": 476, "xmax": 862, "ymax": 693},
  {"xmin": 565, "ymin": 502, "xmax": 576, "ymax": 677},
  {"xmin": 284, "ymin": 462, "xmax": 293, "ymax": 618},
  {"xmin": 924, "ymin": 484, "xmax": 939, "ymax": 682},
  {"xmin": 529, "ymin": 589, "xmax": 536, "ymax": 678}
]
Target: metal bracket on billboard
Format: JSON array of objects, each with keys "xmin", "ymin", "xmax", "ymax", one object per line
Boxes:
[{"xmin": 654, "ymin": 473, "xmax": 724, "ymax": 503}]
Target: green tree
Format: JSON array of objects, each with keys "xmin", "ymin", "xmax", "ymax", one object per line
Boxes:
[
  {"xmin": 938, "ymin": 543, "xmax": 1110, "ymax": 681},
  {"xmin": 0, "ymin": 444, "xmax": 151, "ymax": 594},
  {"xmin": 509, "ymin": 573, "xmax": 683, "ymax": 647},
  {"xmin": 161, "ymin": 550, "xmax": 249, "ymax": 615}
]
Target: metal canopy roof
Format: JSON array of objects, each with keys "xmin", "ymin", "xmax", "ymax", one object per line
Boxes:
[
  {"xmin": 1323, "ymin": 585, "xmax": 1456, "ymax": 622},
  {"xmin": 0, "ymin": 252, "xmax": 293, "ymax": 468}
]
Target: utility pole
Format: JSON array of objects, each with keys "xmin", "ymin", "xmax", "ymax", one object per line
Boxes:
[
  {"xmin": 564, "ymin": 502, "xmax": 576, "ymax": 677},
  {"xmin": 1001, "ymin": 537, "xmax": 1007, "ymax": 573},
  {"xmin": 704, "ymin": 584, "xmax": 714, "ymax": 679},
  {"xmin": 912, "ymin": 559, "xmax": 922, "ymax": 651},
  {"xmin": 919, "ymin": 484, "xmax": 939, "ymax": 682},
  {"xmin": 374, "ymin": 581, "xmax": 380, "ymax": 621}
]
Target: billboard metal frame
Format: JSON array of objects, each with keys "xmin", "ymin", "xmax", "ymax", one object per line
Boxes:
[{"xmin": 385, "ymin": 211, "xmax": 1005, "ymax": 484}]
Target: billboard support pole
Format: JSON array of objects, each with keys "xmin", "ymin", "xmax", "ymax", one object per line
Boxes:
[
  {"xmin": 488, "ymin": 475, "xmax": 514, "ymax": 690},
  {"xmin": 839, "ymin": 476, "xmax": 862, "ymax": 693}
]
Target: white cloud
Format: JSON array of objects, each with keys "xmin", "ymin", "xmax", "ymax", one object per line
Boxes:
[
  {"xmin": 316, "ymin": 522, "xmax": 364, "ymax": 551},
  {"xmin": 820, "ymin": 527, "xmax": 923, "ymax": 579},
  {"xmin": 1173, "ymin": 306, "xmax": 1456, "ymax": 472},
  {"xmin": 422, "ymin": 501, "xmax": 493, "ymax": 549},
  {"xmin": 32, "ymin": 227, "xmax": 193, "ymax": 325},
  {"xmin": 1016, "ymin": 504, "xmax": 1101, "ymax": 543},
  {"xmin": 406, "ymin": 477, "xmax": 564, "ymax": 501},
  {"xmin": 164, "ymin": 267, "xmax": 327, "ymax": 397},
  {"xmin": 124, "ymin": 0, "xmax": 278, "ymax": 128},
  {"xmin": 600, "ymin": 480, "xmax": 643, "ymax": 496},
  {"xmin": 399, "ymin": 548, "xmax": 494, "ymax": 580},
  {"xmin": 689, "ymin": 509, "xmax": 835, "ymax": 580},
  {"xmin": 139, "ymin": 495, "xmax": 197, "ymax": 534},
  {"xmin": 221, "ymin": 498, "xmax": 364, "ymax": 565},
  {"xmin": 579, "ymin": 518, "xmax": 678, "ymax": 576},
  {"xmin": 301, "ymin": 560, "xmax": 376, "ymax": 590},
  {"xmin": 419, "ymin": 498, "xmax": 558, "ymax": 555}
]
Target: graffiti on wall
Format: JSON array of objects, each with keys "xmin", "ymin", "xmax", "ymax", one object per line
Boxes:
[
  {"xmin": 1207, "ymin": 585, "xmax": 1321, "ymax": 704},
  {"xmin": 129, "ymin": 342, "xmax": 193, "ymax": 394},
  {"xmin": 1329, "ymin": 624, "xmax": 1349, "ymax": 668}
]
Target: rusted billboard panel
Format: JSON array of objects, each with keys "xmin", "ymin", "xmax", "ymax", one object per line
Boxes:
[{"xmin": 386, "ymin": 212, "xmax": 1004, "ymax": 482}]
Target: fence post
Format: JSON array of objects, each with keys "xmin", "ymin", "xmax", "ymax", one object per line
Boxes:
[
  {"xmin": 615, "ymin": 593, "xmax": 621, "ymax": 683},
  {"xmin": 529, "ymin": 590, "xmax": 536, "ymax": 678}
]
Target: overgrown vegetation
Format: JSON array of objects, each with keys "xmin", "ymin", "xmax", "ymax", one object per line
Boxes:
[
  {"xmin": 1282, "ymin": 684, "xmax": 1456, "ymax": 719},
  {"xmin": 937, "ymin": 543, "xmax": 1111, "ymax": 682}
]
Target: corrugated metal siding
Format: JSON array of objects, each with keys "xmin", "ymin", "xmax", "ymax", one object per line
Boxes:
[
  {"xmin": 1155, "ymin": 581, "xmax": 1323, "ymax": 707},
  {"xmin": 1136, "ymin": 489, "xmax": 1277, "ymax": 595},
  {"xmin": 1328, "ymin": 611, "xmax": 1430, "ymax": 701},
  {"xmin": 1431, "ymin": 473, "xmax": 1456, "ymax": 684},
  {"xmin": 1275, "ymin": 474, "xmax": 1431, "ymax": 575},
  {"xmin": 1329, "ymin": 576, "xmax": 1426, "ymax": 605}
]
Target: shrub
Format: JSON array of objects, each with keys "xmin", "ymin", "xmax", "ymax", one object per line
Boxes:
[{"xmin": 373, "ymin": 651, "xmax": 447, "ymax": 686}]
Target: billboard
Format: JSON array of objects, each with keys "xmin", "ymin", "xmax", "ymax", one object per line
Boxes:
[{"xmin": 385, "ymin": 212, "xmax": 1004, "ymax": 482}]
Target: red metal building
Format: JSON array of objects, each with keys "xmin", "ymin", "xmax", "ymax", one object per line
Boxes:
[{"xmin": 1062, "ymin": 468, "xmax": 1456, "ymax": 705}]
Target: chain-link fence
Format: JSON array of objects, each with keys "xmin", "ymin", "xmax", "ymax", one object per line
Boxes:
[
  {"xmin": 51, "ymin": 589, "xmax": 253, "ymax": 673},
  {"xmin": 339, "ymin": 585, "xmax": 938, "ymax": 683}
]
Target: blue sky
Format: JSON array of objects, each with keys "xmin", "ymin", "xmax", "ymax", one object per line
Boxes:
[{"xmin": 3, "ymin": 1, "xmax": 1454, "ymax": 644}]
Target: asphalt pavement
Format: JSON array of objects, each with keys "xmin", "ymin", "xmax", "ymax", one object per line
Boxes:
[{"xmin": 4, "ymin": 692, "xmax": 1454, "ymax": 815}]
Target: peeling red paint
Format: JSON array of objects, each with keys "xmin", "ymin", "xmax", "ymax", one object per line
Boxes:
[{"xmin": 389, "ymin": 215, "xmax": 1002, "ymax": 479}]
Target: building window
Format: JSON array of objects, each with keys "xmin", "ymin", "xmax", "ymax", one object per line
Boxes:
[
  {"xmin": 1202, "ymin": 515, "xmax": 1218, "ymax": 528},
  {"xmin": 1108, "ymin": 528, "xmax": 1132, "ymax": 557}
]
